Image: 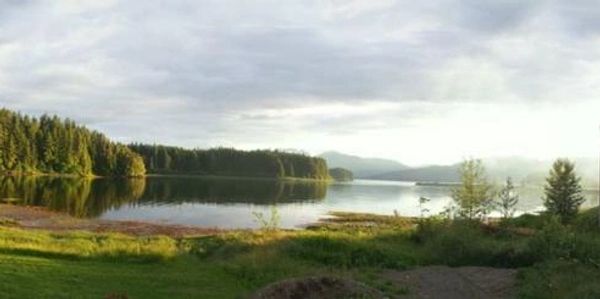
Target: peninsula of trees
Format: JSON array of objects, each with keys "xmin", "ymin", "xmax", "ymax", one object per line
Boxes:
[
  {"xmin": 0, "ymin": 109, "xmax": 145, "ymax": 177},
  {"xmin": 0, "ymin": 108, "xmax": 330, "ymax": 180},
  {"xmin": 129, "ymin": 144, "xmax": 330, "ymax": 180},
  {"xmin": 329, "ymin": 167, "xmax": 354, "ymax": 182}
]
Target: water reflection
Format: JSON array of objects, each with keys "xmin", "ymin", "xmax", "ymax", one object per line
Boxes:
[
  {"xmin": 140, "ymin": 177, "xmax": 327, "ymax": 205},
  {"xmin": 0, "ymin": 176, "xmax": 146, "ymax": 217},
  {"xmin": 0, "ymin": 176, "xmax": 597, "ymax": 229},
  {"xmin": 0, "ymin": 176, "xmax": 327, "ymax": 218}
]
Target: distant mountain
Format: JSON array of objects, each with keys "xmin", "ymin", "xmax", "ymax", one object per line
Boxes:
[
  {"xmin": 320, "ymin": 151, "xmax": 409, "ymax": 178},
  {"xmin": 369, "ymin": 157, "xmax": 598, "ymax": 187},
  {"xmin": 369, "ymin": 164, "xmax": 460, "ymax": 182},
  {"xmin": 321, "ymin": 151, "xmax": 598, "ymax": 188}
]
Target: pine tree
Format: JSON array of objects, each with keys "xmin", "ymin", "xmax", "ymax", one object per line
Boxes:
[
  {"xmin": 0, "ymin": 108, "xmax": 146, "ymax": 177},
  {"xmin": 543, "ymin": 159, "xmax": 585, "ymax": 223}
]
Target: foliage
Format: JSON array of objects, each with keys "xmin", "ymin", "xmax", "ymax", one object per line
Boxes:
[
  {"xmin": 451, "ymin": 159, "xmax": 494, "ymax": 220},
  {"xmin": 543, "ymin": 159, "xmax": 585, "ymax": 223},
  {"xmin": 0, "ymin": 108, "xmax": 145, "ymax": 177},
  {"xmin": 519, "ymin": 260, "xmax": 600, "ymax": 299},
  {"xmin": 527, "ymin": 215, "xmax": 576, "ymax": 260},
  {"xmin": 252, "ymin": 206, "xmax": 281, "ymax": 231},
  {"xmin": 129, "ymin": 144, "xmax": 330, "ymax": 180},
  {"xmin": 416, "ymin": 220, "xmax": 534, "ymax": 267},
  {"xmin": 495, "ymin": 177, "xmax": 519, "ymax": 219},
  {"xmin": 328, "ymin": 167, "xmax": 354, "ymax": 182},
  {"xmin": 574, "ymin": 207, "xmax": 600, "ymax": 233}
]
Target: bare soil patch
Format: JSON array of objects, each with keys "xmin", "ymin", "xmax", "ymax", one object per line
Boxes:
[
  {"xmin": 383, "ymin": 266, "xmax": 518, "ymax": 299},
  {"xmin": 249, "ymin": 276, "xmax": 385, "ymax": 299},
  {"xmin": 0, "ymin": 204, "xmax": 221, "ymax": 237}
]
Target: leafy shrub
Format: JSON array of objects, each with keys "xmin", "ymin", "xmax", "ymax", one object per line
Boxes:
[
  {"xmin": 417, "ymin": 220, "xmax": 534, "ymax": 267},
  {"xmin": 285, "ymin": 234, "xmax": 413, "ymax": 269},
  {"xmin": 574, "ymin": 207, "xmax": 600, "ymax": 233},
  {"xmin": 519, "ymin": 260, "xmax": 600, "ymax": 299},
  {"xmin": 527, "ymin": 216, "xmax": 575, "ymax": 260},
  {"xmin": 505, "ymin": 213, "xmax": 551, "ymax": 230}
]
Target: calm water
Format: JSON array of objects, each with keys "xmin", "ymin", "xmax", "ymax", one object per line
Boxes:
[{"xmin": 0, "ymin": 176, "xmax": 598, "ymax": 229}]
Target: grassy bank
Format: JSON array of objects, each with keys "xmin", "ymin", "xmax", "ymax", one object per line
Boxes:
[{"xmin": 0, "ymin": 210, "xmax": 599, "ymax": 298}]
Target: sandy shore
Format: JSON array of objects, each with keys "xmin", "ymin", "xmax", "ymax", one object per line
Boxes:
[{"xmin": 0, "ymin": 204, "xmax": 222, "ymax": 237}]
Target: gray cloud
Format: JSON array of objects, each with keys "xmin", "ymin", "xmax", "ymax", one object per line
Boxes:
[{"xmin": 0, "ymin": 0, "xmax": 598, "ymax": 160}]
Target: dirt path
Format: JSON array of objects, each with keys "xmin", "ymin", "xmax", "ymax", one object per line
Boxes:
[
  {"xmin": 384, "ymin": 266, "xmax": 518, "ymax": 299},
  {"xmin": 0, "ymin": 204, "xmax": 221, "ymax": 237},
  {"xmin": 250, "ymin": 266, "xmax": 518, "ymax": 299}
]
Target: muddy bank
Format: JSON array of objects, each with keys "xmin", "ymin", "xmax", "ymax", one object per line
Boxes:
[{"xmin": 0, "ymin": 204, "xmax": 222, "ymax": 237}]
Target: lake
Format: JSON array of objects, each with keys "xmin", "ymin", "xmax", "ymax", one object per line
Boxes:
[{"xmin": 0, "ymin": 176, "xmax": 598, "ymax": 229}]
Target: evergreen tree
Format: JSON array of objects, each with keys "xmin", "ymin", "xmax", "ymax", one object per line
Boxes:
[
  {"xmin": 128, "ymin": 144, "xmax": 329, "ymax": 180},
  {"xmin": 0, "ymin": 108, "xmax": 145, "ymax": 177},
  {"xmin": 543, "ymin": 159, "xmax": 585, "ymax": 223}
]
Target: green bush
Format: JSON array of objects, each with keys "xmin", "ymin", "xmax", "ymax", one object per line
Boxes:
[
  {"xmin": 526, "ymin": 216, "xmax": 575, "ymax": 260},
  {"xmin": 285, "ymin": 234, "xmax": 414, "ymax": 269},
  {"xmin": 574, "ymin": 207, "xmax": 600, "ymax": 233},
  {"xmin": 417, "ymin": 220, "xmax": 534, "ymax": 267},
  {"xmin": 519, "ymin": 260, "xmax": 600, "ymax": 299}
]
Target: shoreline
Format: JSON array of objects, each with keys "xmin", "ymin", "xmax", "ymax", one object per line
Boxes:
[
  {"xmin": 0, "ymin": 173, "xmax": 332, "ymax": 183},
  {"xmin": 0, "ymin": 204, "xmax": 224, "ymax": 237}
]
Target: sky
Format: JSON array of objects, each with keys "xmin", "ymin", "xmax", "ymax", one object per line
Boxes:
[{"xmin": 1, "ymin": 0, "xmax": 600, "ymax": 166}]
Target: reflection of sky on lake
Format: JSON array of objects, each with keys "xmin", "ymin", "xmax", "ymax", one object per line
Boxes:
[
  {"xmin": 1, "ymin": 176, "xmax": 597, "ymax": 229},
  {"xmin": 100, "ymin": 179, "xmax": 599, "ymax": 229}
]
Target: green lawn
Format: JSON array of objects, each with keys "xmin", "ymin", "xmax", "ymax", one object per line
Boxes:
[
  {"xmin": 0, "ymin": 210, "xmax": 600, "ymax": 298},
  {"xmin": 0, "ymin": 254, "xmax": 243, "ymax": 299}
]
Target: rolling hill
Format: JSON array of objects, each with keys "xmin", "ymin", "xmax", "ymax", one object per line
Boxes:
[{"xmin": 319, "ymin": 151, "xmax": 409, "ymax": 178}]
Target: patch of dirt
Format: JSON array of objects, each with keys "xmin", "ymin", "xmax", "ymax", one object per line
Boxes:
[
  {"xmin": 249, "ymin": 276, "xmax": 386, "ymax": 299},
  {"xmin": 0, "ymin": 204, "xmax": 221, "ymax": 237},
  {"xmin": 383, "ymin": 266, "xmax": 518, "ymax": 299}
]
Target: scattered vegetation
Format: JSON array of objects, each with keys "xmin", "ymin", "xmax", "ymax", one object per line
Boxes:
[{"xmin": 0, "ymin": 202, "xmax": 600, "ymax": 298}]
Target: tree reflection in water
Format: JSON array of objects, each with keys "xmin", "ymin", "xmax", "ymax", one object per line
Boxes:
[{"xmin": 0, "ymin": 176, "xmax": 327, "ymax": 218}]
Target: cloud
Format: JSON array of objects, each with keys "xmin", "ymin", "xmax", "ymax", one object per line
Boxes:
[{"xmin": 0, "ymin": 0, "xmax": 598, "ymax": 163}]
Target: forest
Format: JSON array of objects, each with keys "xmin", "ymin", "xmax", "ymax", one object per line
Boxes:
[
  {"xmin": 0, "ymin": 108, "xmax": 329, "ymax": 180},
  {"xmin": 129, "ymin": 144, "xmax": 330, "ymax": 180},
  {"xmin": 0, "ymin": 109, "xmax": 145, "ymax": 177}
]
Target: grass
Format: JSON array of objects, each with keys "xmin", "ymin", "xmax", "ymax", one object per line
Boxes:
[
  {"xmin": 519, "ymin": 260, "xmax": 600, "ymax": 299},
  {"xmin": 0, "ymin": 254, "xmax": 244, "ymax": 299},
  {"xmin": 0, "ymin": 211, "xmax": 600, "ymax": 298},
  {"xmin": 0, "ymin": 227, "xmax": 178, "ymax": 262}
]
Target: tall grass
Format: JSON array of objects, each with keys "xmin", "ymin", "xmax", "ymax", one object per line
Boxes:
[{"xmin": 0, "ymin": 227, "xmax": 178, "ymax": 262}]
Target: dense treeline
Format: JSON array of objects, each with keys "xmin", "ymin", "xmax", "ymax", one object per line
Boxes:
[
  {"xmin": 0, "ymin": 109, "xmax": 145, "ymax": 177},
  {"xmin": 129, "ymin": 144, "xmax": 330, "ymax": 180},
  {"xmin": 329, "ymin": 168, "xmax": 354, "ymax": 182}
]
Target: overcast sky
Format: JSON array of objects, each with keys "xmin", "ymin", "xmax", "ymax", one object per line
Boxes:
[{"xmin": 1, "ymin": 0, "xmax": 599, "ymax": 166}]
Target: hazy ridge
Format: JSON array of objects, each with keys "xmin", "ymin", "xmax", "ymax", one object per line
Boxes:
[{"xmin": 321, "ymin": 151, "xmax": 599, "ymax": 188}]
